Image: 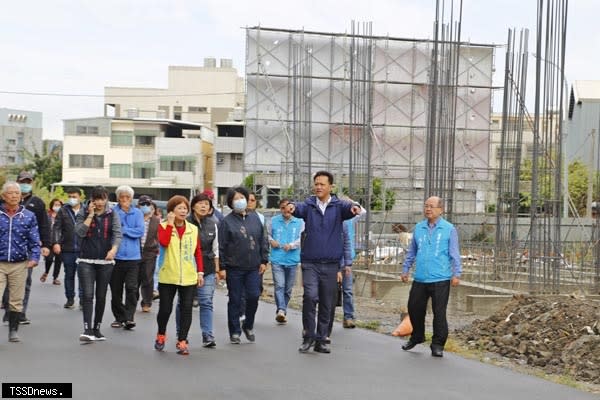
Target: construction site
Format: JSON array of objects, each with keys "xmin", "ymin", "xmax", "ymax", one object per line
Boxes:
[{"xmin": 243, "ymin": 0, "xmax": 600, "ymax": 310}]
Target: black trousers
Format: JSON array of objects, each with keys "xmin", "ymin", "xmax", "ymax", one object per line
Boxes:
[
  {"xmin": 44, "ymin": 252, "xmax": 62, "ymax": 279},
  {"xmin": 110, "ymin": 260, "xmax": 140, "ymax": 323},
  {"xmin": 407, "ymin": 280, "xmax": 451, "ymax": 348},
  {"xmin": 301, "ymin": 262, "xmax": 338, "ymax": 343},
  {"xmin": 156, "ymin": 283, "xmax": 196, "ymax": 341},
  {"xmin": 78, "ymin": 262, "xmax": 114, "ymax": 329},
  {"xmin": 137, "ymin": 256, "xmax": 157, "ymax": 307}
]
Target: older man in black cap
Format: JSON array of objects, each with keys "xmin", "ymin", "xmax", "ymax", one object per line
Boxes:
[{"xmin": 2, "ymin": 171, "xmax": 51, "ymax": 324}]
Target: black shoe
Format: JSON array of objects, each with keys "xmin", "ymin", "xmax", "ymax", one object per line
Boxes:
[
  {"xmin": 431, "ymin": 345, "xmax": 444, "ymax": 357},
  {"xmin": 93, "ymin": 329, "xmax": 106, "ymax": 341},
  {"xmin": 314, "ymin": 342, "xmax": 331, "ymax": 354},
  {"xmin": 124, "ymin": 321, "xmax": 136, "ymax": 330},
  {"xmin": 402, "ymin": 340, "xmax": 422, "ymax": 351},
  {"xmin": 242, "ymin": 327, "xmax": 255, "ymax": 342},
  {"xmin": 298, "ymin": 338, "xmax": 315, "ymax": 353},
  {"xmin": 230, "ymin": 334, "xmax": 241, "ymax": 344},
  {"xmin": 64, "ymin": 299, "xmax": 75, "ymax": 309},
  {"xmin": 18, "ymin": 313, "xmax": 30, "ymax": 325}
]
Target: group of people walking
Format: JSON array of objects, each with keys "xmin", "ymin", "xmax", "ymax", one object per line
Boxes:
[{"xmin": 0, "ymin": 169, "xmax": 462, "ymax": 358}]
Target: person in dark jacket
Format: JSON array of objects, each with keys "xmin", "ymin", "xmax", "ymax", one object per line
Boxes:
[
  {"xmin": 75, "ymin": 186, "xmax": 122, "ymax": 342},
  {"xmin": 188, "ymin": 193, "xmax": 220, "ymax": 347},
  {"xmin": 42, "ymin": 198, "xmax": 64, "ymax": 286},
  {"xmin": 136, "ymin": 195, "xmax": 159, "ymax": 313},
  {"xmin": 2, "ymin": 171, "xmax": 50, "ymax": 324},
  {"xmin": 0, "ymin": 182, "xmax": 41, "ymax": 343},
  {"xmin": 289, "ymin": 171, "xmax": 361, "ymax": 354},
  {"xmin": 110, "ymin": 185, "xmax": 144, "ymax": 330},
  {"xmin": 218, "ymin": 186, "xmax": 268, "ymax": 344},
  {"xmin": 52, "ymin": 187, "xmax": 84, "ymax": 309}
]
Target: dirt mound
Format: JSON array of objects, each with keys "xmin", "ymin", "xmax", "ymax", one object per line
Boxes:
[{"xmin": 455, "ymin": 294, "xmax": 600, "ymax": 384}]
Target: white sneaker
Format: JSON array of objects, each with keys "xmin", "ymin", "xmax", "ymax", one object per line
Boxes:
[
  {"xmin": 276, "ymin": 310, "xmax": 287, "ymax": 324},
  {"xmin": 79, "ymin": 330, "xmax": 96, "ymax": 342}
]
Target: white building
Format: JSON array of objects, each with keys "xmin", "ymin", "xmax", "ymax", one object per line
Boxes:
[
  {"xmin": 103, "ymin": 59, "xmax": 245, "ymax": 205},
  {"xmin": 0, "ymin": 108, "xmax": 43, "ymax": 166},
  {"xmin": 58, "ymin": 116, "xmax": 214, "ymax": 201}
]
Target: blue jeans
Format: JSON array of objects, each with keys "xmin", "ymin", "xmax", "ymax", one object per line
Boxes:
[
  {"xmin": 78, "ymin": 262, "xmax": 114, "ymax": 330},
  {"xmin": 226, "ymin": 269, "xmax": 261, "ymax": 336},
  {"xmin": 341, "ymin": 270, "xmax": 354, "ymax": 320},
  {"xmin": 62, "ymin": 252, "xmax": 80, "ymax": 301},
  {"xmin": 175, "ymin": 273, "xmax": 216, "ymax": 341},
  {"xmin": 198, "ymin": 273, "xmax": 216, "ymax": 340},
  {"xmin": 271, "ymin": 264, "xmax": 297, "ymax": 314}
]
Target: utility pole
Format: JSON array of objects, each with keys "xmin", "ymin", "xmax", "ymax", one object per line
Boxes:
[{"xmin": 587, "ymin": 129, "xmax": 596, "ymax": 218}]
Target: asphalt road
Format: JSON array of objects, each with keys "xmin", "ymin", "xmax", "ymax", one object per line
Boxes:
[{"xmin": 0, "ymin": 267, "xmax": 596, "ymax": 400}]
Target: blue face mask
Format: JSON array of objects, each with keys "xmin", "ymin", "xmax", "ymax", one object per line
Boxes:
[
  {"xmin": 19, "ymin": 183, "xmax": 32, "ymax": 194},
  {"xmin": 233, "ymin": 198, "xmax": 247, "ymax": 212},
  {"xmin": 67, "ymin": 198, "xmax": 80, "ymax": 207},
  {"xmin": 140, "ymin": 205, "xmax": 152, "ymax": 215}
]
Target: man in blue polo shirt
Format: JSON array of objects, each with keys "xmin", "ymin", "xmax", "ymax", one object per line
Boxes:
[
  {"xmin": 401, "ymin": 196, "xmax": 461, "ymax": 358},
  {"xmin": 268, "ymin": 198, "xmax": 304, "ymax": 324}
]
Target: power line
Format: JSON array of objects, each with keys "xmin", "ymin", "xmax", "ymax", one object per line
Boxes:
[{"xmin": 0, "ymin": 90, "xmax": 244, "ymax": 98}]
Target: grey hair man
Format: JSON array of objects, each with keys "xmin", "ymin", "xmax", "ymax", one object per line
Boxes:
[{"xmin": 0, "ymin": 182, "xmax": 41, "ymax": 342}]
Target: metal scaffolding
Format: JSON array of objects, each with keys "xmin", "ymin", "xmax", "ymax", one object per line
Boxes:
[{"xmin": 244, "ymin": 21, "xmax": 496, "ymax": 214}]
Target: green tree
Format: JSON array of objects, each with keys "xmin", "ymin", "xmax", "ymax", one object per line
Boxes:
[{"xmin": 21, "ymin": 145, "xmax": 62, "ymax": 190}]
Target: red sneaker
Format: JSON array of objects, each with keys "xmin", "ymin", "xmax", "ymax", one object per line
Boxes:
[
  {"xmin": 154, "ymin": 334, "xmax": 166, "ymax": 351},
  {"xmin": 176, "ymin": 340, "xmax": 189, "ymax": 355}
]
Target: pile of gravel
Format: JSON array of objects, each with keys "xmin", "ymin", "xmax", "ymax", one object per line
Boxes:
[{"xmin": 454, "ymin": 294, "xmax": 600, "ymax": 384}]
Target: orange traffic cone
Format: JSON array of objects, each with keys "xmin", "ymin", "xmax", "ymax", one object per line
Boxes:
[{"xmin": 391, "ymin": 313, "xmax": 412, "ymax": 337}]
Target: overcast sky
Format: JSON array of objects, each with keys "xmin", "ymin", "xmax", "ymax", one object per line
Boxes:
[{"xmin": 0, "ymin": 0, "xmax": 597, "ymax": 139}]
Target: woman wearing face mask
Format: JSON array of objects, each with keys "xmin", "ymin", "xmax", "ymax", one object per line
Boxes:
[
  {"xmin": 41, "ymin": 198, "xmax": 64, "ymax": 285},
  {"xmin": 218, "ymin": 186, "xmax": 268, "ymax": 344},
  {"xmin": 136, "ymin": 195, "xmax": 160, "ymax": 313}
]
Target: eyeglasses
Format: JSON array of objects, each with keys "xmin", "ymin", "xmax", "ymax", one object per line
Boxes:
[
  {"xmin": 139, "ymin": 202, "xmax": 151, "ymax": 207},
  {"xmin": 424, "ymin": 204, "xmax": 440, "ymax": 209}
]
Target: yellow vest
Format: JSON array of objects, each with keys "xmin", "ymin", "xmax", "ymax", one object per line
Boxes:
[{"xmin": 158, "ymin": 221, "xmax": 199, "ymax": 286}]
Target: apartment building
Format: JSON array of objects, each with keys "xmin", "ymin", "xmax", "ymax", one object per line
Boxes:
[
  {"xmin": 59, "ymin": 116, "xmax": 214, "ymax": 201},
  {"xmin": 103, "ymin": 59, "xmax": 245, "ymax": 205},
  {"xmin": 0, "ymin": 108, "xmax": 43, "ymax": 166}
]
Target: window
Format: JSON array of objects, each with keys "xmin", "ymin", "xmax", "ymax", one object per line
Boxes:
[
  {"xmin": 188, "ymin": 106, "xmax": 207, "ymax": 113},
  {"xmin": 133, "ymin": 167, "xmax": 155, "ymax": 179},
  {"xmin": 174, "ymin": 106, "xmax": 182, "ymax": 120},
  {"xmin": 69, "ymin": 154, "xmax": 104, "ymax": 168},
  {"xmin": 217, "ymin": 124, "xmax": 244, "ymax": 138},
  {"xmin": 7, "ymin": 156, "xmax": 15, "ymax": 163},
  {"xmin": 160, "ymin": 156, "xmax": 195, "ymax": 171},
  {"xmin": 231, "ymin": 153, "xmax": 243, "ymax": 172},
  {"xmin": 6, "ymin": 139, "xmax": 16, "ymax": 145},
  {"xmin": 76, "ymin": 126, "xmax": 99, "ymax": 135},
  {"xmin": 216, "ymin": 154, "xmax": 225, "ymax": 164},
  {"xmin": 109, "ymin": 164, "xmax": 131, "ymax": 178},
  {"xmin": 135, "ymin": 136, "xmax": 155, "ymax": 146},
  {"xmin": 111, "ymin": 131, "xmax": 133, "ymax": 146}
]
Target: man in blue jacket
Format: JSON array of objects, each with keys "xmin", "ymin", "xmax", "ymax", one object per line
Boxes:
[
  {"xmin": 0, "ymin": 182, "xmax": 41, "ymax": 342},
  {"xmin": 289, "ymin": 171, "xmax": 361, "ymax": 354},
  {"xmin": 110, "ymin": 186, "xmax": 144, "ymax": 330},
  {"xmin": 401, "ymin": 196, "xmax": 461, "ymax": 357}
]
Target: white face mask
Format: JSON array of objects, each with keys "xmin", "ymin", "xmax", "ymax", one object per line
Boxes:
[
  {"xmin": 52, "ymin": 206, "xmax": 61, "ymax": 213},
  {"xmin": 233, "ymin": 198, "xmax": 247, "ymax": 212},
  {"xmin": 67, "ymin": 198, "xmax": 80, "ymax": 207}
]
